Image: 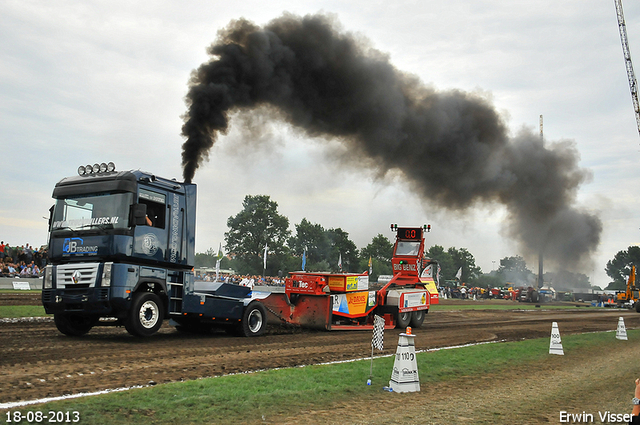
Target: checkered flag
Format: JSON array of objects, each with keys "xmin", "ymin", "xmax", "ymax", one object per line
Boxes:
[{"xmin": 371, "ymin": 315, "xmax": 385, "ymax": 351}]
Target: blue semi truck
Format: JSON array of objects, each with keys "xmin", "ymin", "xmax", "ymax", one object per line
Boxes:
[{"xmin": 41, "ymin": 163, "xmax": 268, "ymax": 337}]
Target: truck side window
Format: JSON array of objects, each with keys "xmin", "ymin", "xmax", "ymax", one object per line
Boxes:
[{"xmin": 139, "ymin": 199, "xmax": 165, "ymax": 229}]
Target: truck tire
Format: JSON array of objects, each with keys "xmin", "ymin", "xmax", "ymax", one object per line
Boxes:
[
  {"xmin": 238, "ymin": 302, "xmax": 267, "ymax": 337},
  {"xmin": 396, "ymin": 311, "xmax": 412, "ymax": 329},
  {"xmin": 410, "ymin": 310, "xmax": 425, "ymax": 328},
  {"xmin": 635, "ymin": 302, "xmax": 640, "ymax": 313},
  {"xmin": 125, "ymin": 292, "xmax": 164, "ymax": 337},
  {"xmin": 54, "ymin": 313, "xmax": 97, "ymax": 336}
]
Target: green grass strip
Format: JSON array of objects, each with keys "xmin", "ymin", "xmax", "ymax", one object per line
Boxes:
[
  {"xmin": 431, "ymin": 303, "xmax": 600, "ymax": 311},
  {"xmin": 9, "ymin": 330, "xmax": 635, "ymax": 424},
  {"xmin": 0, "ymin": 289, "xmax": 41, "ymax": 294},
  {"xmin": 0, "ymin": 305, "xmax": 48, "ymax": 318}
]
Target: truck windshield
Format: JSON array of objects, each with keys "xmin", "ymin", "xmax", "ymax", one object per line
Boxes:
[
  {"xmin": 395, "ymin": 241, "xmax": 420, "ymax": 256},
  {"xmin": 51, "ymin": 193, "xmax": 133, "ymax": 231}
]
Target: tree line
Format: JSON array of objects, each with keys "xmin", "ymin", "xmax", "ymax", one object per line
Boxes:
[{"xmin": 195, "ymin": 194, "xmax": 608, "ymax": 290}]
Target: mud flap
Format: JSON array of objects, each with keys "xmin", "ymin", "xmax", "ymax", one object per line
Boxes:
[{"xmin": 261, "ymin": 293, "xmax": 332, "ymax": 330}]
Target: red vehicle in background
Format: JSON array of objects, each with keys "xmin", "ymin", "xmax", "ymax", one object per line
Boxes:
[{"xmin": 260, "ymin": 224, "xmax": 439, "ymax": 330}]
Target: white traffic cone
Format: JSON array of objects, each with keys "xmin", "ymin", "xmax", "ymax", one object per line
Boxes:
[
  {"xmin": 616, "ymin": 317, "xmax": 628, "ymax": 341},
  {"xmin": 389, "ymin": 327, "xmax": 420, "ymax": 393},
  {"xmin": 549, "ymin": 322, "xmax": 564, "ymax": 355}
]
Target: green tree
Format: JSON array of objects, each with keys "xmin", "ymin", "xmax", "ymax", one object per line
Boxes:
[
  {"xmin": 288, "ymin": 218, "xmax": 331, "ymax": 271},
  {"xmin": 225, "ymin": 195, "xmax": 290, "ymax": 275},
  {"xmin": 497, "ymin": 256, "xmax": 534, "ymax": 287},
  {"xmin": 544, "ymin": 270, "xmax": 591, "ymax": 291},
  {"xmin": 359, "ymin": 234, "xmax": 393, "ymax": 280},
  {"xmin": 448, "ymin": 247, "xmax": 482, "ymax": 283},
  {"xmin": 474, "ymin": 273, "xmax": 505, "ymax": 288},
  {"xmin": 327, "ymin": 228, "xmax": 358, "ymax": 272},
  {"xmin": 605, "ymin": 246, "xmax": 640, "ymax": 290},
  {"xmin": 194, "ymin": 247, "xmax": 219, "ymax": 268},
  {"xmin": 360, "ymin": 234, "xmax": 393, "ymax": 262},
  {"xmin": 425, "ymin": 245, "xmax": 455, "ymax": 281}
]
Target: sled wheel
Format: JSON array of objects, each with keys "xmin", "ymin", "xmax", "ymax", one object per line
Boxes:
[
  {"xmin": 125, "ymin": 292, "xmax": 164, "ymax": 337},
  {"xmin": 396, "ymin": 310, "xmax": 412, "ymax": 328},
  {"xmin": 410, "ymin": 310, "xmax": 425, "ymax": 328}
]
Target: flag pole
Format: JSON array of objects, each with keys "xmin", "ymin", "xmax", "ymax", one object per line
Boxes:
[
  {"xmin": 263, "ymin": 243, "xmax": 268, "ymax": 278},
  {"xmin": 369, "ymin": 315, "xmax": 385, "ymax": 385},
  {"xmin": 369, "ymin": 344, "xmax": 374, "ymax": 384}
]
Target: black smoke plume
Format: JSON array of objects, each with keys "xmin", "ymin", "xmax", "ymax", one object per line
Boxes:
[{"xmin": 181, "ymin": 13, "xmax": 601, "ymax": 268}]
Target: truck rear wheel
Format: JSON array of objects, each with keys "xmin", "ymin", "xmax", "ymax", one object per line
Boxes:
[
  {"xmin": 396, "ymin": 311, "xmax": 412, "ymax": 329},
  {"xmin": 410, "ymin": 310, "xmax": 425, "ymax": 327},
  {"xmin": 125, "ymin": 292, "xmax": 164, "ymax": 337},
  {"xmin": 54, "ymin": 313, "xmax": 97, "ymax": 336},
  {"xmin": 238, "ymin": 302, "xmax": 267, "ymax": 337},
  {"xmin": 635, "ymin": 302, "xmax": 640, "ymax": 313}
]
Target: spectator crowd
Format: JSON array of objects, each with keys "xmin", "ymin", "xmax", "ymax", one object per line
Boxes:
[{"xmin": 0, "ymin": 241, "xmax": 48, "ymax": 278}]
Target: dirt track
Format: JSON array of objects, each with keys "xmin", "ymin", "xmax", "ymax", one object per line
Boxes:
[{"xmin": 1, "ymin": 296, "xmax": 638, "ymax": 406}]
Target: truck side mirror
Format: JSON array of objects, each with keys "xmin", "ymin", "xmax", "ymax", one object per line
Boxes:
[
  {"xmin": 130, "ymin": 203, "xmax": 148, "ymax": 226},
  {"xmin": 48, "ymin": 205, "xmax": 54, "ymax": 227}
]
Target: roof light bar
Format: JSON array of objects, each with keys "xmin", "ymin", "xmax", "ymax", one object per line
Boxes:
[{"xmin": 77, "ymin": 162, "xmax": 116, "ymax": 176}]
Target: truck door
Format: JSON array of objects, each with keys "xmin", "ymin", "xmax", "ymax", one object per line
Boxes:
[{"xmin": 133, "ymin": 189, "xmax": 168, "ymax": 262}]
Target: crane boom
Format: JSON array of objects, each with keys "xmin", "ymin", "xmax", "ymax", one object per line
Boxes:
[{"xmin": 615, "ymin": 0, "xmax": 640, "ymax": 136}]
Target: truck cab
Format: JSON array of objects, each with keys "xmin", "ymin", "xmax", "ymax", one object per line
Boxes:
[{"xmin": 42, "ymin": 164, "xmax": 267, "ymax": 337}]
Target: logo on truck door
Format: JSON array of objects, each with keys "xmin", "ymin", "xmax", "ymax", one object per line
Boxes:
[{"xmin": 141, "ymin": 233, "xmax": 160, "ymax": 256}]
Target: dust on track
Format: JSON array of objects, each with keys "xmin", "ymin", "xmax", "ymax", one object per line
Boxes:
[{"xmin": 1, "ymin": 298, "xmax": 638, "ymax": 406}]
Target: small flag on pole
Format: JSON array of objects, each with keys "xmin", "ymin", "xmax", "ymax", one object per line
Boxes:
[
  {"xmin": 215, "ymin": 243, "xmax": 223, "ymax": 281},
  {"xmin": 455, "ymin": 267, "xmax": 462, "ymax": 280},
  {"xmin": 263, "ymin": 243, "xmax": 268, "ymax": 269},
  {"xmin": 372, "ymin": 315, "xmax": 385, "ymax": 351},
  {"xmin": 368, "ymin": 256, "xmax": 372, "ymax": 275},
  {"xmin": 338, "ymin": 253, "xmax": 342, "ymax": 272},
  {"xmin": 302, "ymin": 249, "xmax": 307, "ymax": 271}
]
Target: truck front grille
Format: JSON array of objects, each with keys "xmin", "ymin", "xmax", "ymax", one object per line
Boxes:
[{"xmin": 56, "ymin": 263, "xmax": 100, "ymax": 288}]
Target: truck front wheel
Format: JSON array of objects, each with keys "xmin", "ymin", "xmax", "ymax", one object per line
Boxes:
[
  {"xmin": 54, "ymin": 313, "xmax": 97, "ymax": 336},
  {"xmin": 238, "ymin": 302, "xmax": 267, "ymax": 337},
  {"xmin": 125, "ymin": 292, "xmax": 164, "ymax": 337}
]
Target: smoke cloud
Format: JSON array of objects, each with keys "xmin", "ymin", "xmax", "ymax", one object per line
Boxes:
[{"xmin": 181, "ymin": 13, "xmax": 601, "ymax": 268}]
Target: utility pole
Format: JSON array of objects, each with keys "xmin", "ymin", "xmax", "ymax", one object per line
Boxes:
[{"xmin": 538, "ymin": 115, "xmax": 544, "ymax": 291}]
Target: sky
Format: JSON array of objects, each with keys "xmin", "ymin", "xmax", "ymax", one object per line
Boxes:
[{"xmin": 1, "ymin": 0, "xmax": 639, "ymax": 288}]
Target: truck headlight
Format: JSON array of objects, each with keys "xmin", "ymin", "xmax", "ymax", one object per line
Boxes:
[
  {"xmin": 44, "ymin": 265, "xmax": 53, "ymax": 289},
  {"xmin": 102, "ymin": 262, "xmax": 113, "ymax": 287}
]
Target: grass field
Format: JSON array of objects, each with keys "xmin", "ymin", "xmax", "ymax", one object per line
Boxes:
[
  {"xmin": 4, "ymin": 330, "xmax": 636, "ymax": 424},
  {"xmin": 430, "ymin": 302, "xmax": 597, "ymax": 311},
  {"xmin": 0, "ymin": 289, "xmax": 41, "ymax": 294},
  {"xmin": 0, "ymin": 306, "xmax": 47, "ymax": 318}
]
